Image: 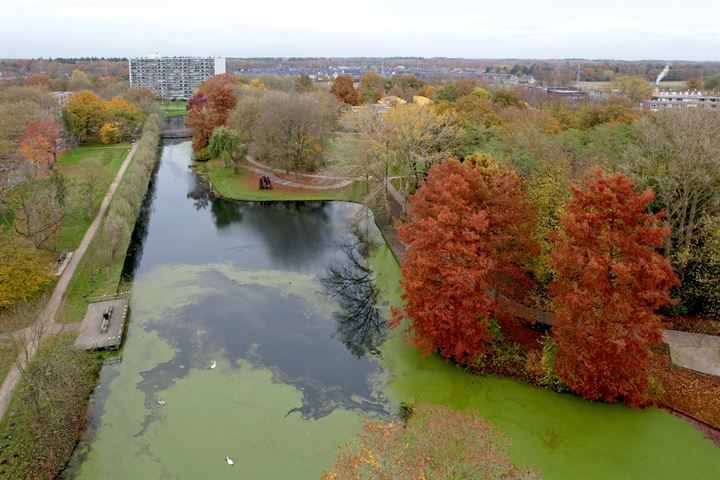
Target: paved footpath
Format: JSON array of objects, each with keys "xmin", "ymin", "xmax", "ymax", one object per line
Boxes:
[
  {"xmin": 0, "ymin": 143, "xmax": 138, "ymax": 419},
  {"xmin": 244, "ymin": 156, "xmax": 352, "ymax": 190}
]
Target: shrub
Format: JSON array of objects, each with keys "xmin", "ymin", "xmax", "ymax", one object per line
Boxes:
[
  {"xmin": 322, "ymin": 404, "xmax": 539, "ymax": 480},
  {"xmin": 193, "ymin": 147, "xmax": 209, "ymax": 162},
  {"xmin": 539, "ymin": 335, "xmax": 566, "ymax": 392}
]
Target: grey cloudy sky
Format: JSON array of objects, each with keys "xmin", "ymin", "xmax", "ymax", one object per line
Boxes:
[{"xmin": 1, "ymin": 0, "xmax": 719, "ymax": 60}]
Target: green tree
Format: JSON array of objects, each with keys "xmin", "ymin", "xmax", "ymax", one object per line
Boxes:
[
  {"xmin": 358, "ymin": 71, "xmax": 383, "ymax": 103},
  {"xmin": 491, "ymin": 88, "xmax": 525, "ymax": 108},
  {"xmin": 608, "ymin": 76, "xmax": 654, "ymax": 102},
  {"xmin": 704, "ymin": 74, "xmax": 720, "ymax": 91},
  {"xmin": 208, "ymin": 126, "xmax": 246, "ymax": 171},
  {"xmin": 294, "ymin": 74, "xmax": 313, "ymax": 93}
]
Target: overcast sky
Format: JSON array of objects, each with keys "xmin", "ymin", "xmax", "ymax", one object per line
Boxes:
[{"xmin": 1, "ymin": 0, "xmax": 719, "ymax": 60}]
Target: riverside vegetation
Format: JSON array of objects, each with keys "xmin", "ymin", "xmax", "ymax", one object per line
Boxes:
[{"xmin": 0, "ymin": 114, "xmax": 161, "ymax": 479}]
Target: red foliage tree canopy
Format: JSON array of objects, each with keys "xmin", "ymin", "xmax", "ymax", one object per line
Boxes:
[
  {"xmin": 391, "ymin": 157, "xmax": 538, "ymax": 364},
  {"xmin": 19, "ymin": 119, "xmax": 62, "ymax": 170},
  {"xmin": 186, "ymin": 73, "xmax": 238, "ymax": 150},
  {"xmin": 549, "ymin": 170, "xmax": 679, "ymax": 406}
]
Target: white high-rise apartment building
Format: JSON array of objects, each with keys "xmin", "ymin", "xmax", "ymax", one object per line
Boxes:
[{"xmin": 129, "ymin": 55, "xmax": 226, "ymax": 100}]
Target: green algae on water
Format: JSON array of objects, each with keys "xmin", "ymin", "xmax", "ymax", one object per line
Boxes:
[{"xmin": 370, "ymin": 239, "xmax": 720, "ymax": 480}]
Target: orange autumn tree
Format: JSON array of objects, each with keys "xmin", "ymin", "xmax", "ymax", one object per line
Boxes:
[
  {"xmin": 19, "ymin": 119, "xmax": 62, "ymax": 170},
  {"xmin": 549, "ymin": 170, "xmax": 678, "ymax": 406},
  {"xmin": 186, "ymin": 73, "xmax": 238, "ymax": 150},
  {"xmin": 391, "ymin": 156, "xmax": 538, "ymax": 364}
]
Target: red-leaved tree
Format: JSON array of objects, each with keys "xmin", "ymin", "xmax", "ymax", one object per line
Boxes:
[
  {"xmin": 19, "ymin": 119, "xmax": 62, "ymax": 170},
  {"xmin": 186, "ymin": 73, "xmax": 238, "ymax": 150},
  {"xmin": 391, "ymin": 156, "xmax": 538, "ymax": 364},
  {"xmin": 549, "ymin": 170, "xmax": 679, "ymax": 406}
]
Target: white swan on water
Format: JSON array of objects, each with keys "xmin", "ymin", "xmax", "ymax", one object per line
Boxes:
[{"xmin": 226, "ymin": 456, "xmax": 234, "ymax": 465}]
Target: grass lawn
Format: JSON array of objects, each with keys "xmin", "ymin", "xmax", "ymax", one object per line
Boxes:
[
  {"xmin": 56, "ymin": 146, "xmax": 131, "ymax": 323},
  {"xmin": 323, "ymin": 132, "xmax": 360, "ymax": 167},
  {"xmin": 203, "ymin": 160, "xmax": 368, "ymax": 202},
  {"xmin": 57, "ymin": 234, "xmax": 126, "ymax": 324},
  {"xmin": 54, "ymin": 143, "xmax": 130, "ymax": 252},
  {"xmin": 160, "ymin": 100, "xmax": 188, "ymax": 117},
  {"xmin": 58, "ymin": 118, "xmax": 162, "ymax": 324},
  {"xmin": 0, "ymin": 340, "xmax": 20, "ymax": 382}
]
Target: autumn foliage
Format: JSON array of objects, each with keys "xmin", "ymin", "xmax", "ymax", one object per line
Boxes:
[
  {"xmin": 186, "ymin": 73, "xmax": 238, "ymax": 150},
  {"xmin": 391, "ymin": 156, "xmax": 538, "ymax": 364},
  {"xmin": 330, "ymin": 75, "xmax": 361, "ymax": 106},
  {"xmin": 19, "ymin": 119, "xmax": 61, "ymax": 170},
  {"xmin": 0, "ymin": 235, "xmax": 52, "ymax": 308},
  {"xmin": 63, "ymin": 90, "xmax": 106, "ymax": 141},
  {"xmin": 322, "ymin": 404, "xmax": 538, "ymax": 480},
  {"xmin": 549, "ymin": 170, "xmax": 679, "ymax": 405}
]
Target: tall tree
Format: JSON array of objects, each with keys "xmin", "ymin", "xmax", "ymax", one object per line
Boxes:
[
  {"xmin": 628, "ymin": 109, "xmax": 720, "ymax": 256},
  {"xmin": 15, "ymin": 171, "xmax": 67, "ymax": 249},
  {"xmin": 358, "ymin": 70, "xmax": 384, "ymax": 103},
  {"xmin": 104, "ymin": 96, "xmax": 145, "ymax": 138},
  {"xmin": 330, "ymin": 75, "xmax": 360, "ymax": 106},
  {"xmin": 381, "ymin": 104, "xmax": 463, "ymax": 204},
  {"xmin": 186, "ymin": 73, "xmax": 238, "ymax": 150},
  {"xmin": 294, "ymin": 74, "xmax": 313, "ymax": 93},
  {"xmin": 250, "ymin": 92, "xmax": 332, "ymax": 172},
  {"xmin": 0, "ymin": 235, "xmax": 52, "ymax": 308},
  {"xmin": 19, "ymin": 119, "xmax": 62, "ymax": 170},
  {"xmin": 63, "ymin": 90, "xmax": 106, "ymax": 141},
  {"xmin": 549, "ymin": 170, "xmax": 678, "ymax": 406},
  {"xmin": 391, "ymin": 157, "xmax": 538, "ymax": 364},
  {"xmin": 337, "ymin": 105, "xmax": 392, "ymax": 219}
]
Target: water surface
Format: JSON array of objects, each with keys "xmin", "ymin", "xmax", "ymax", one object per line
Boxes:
[{"xmin": 67, "ymin": 141, "xmax": 720, "ymax": 479}]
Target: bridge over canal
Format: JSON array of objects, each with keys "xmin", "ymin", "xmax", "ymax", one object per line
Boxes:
[{"xmin": 161, "ymin": 115, "xmax": 191, "ymax": 139}]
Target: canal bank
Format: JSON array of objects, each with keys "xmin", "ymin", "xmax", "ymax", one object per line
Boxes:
[{"xmin": 60, "ymin": 140, "xmax": 720, "ymax": 479}]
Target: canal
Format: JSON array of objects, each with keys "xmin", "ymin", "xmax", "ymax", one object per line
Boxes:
[{"xmin": 65, "ymin": 140, "xmax": 720, "ymax": 479}]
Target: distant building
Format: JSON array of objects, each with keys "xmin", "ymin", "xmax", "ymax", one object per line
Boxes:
[
  {"xmin": 479, "ymin": 73, "xmax": 535, "ymax": 85},
  {"xmin": 643, "ymin": 90, "xmax": 719, "ymax": 111},
  {"xmin": 45, "ymin": 91, "xmax": 71, "ymax": 115},
  {"xmin": 50, "ymin": 91, "xmax": 71, "ymax": 108},
  {"xmin": 129, "ymin": 56, "xmax": 226, "ymax": 100},
  {"xmin": 544, "ymin": 87, "xmax": 587, "ymax": 100}
]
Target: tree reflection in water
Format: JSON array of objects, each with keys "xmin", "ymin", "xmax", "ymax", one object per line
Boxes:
[{"xmin": 322, "ymin": 226, "xmax": 387, "ymax": 358}]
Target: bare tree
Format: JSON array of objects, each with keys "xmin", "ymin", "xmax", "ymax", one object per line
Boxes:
[
  {"xmin": 250, "ymin": 91, "xmax": 333, "ymax": 172},
  {"xmin": 336, "ymin": 106, "xmax": 394, "ymax": 220},
  {"xmin": 627, "ymin": 109, "xmax": 720, "ymax": 256},
  {"xmin": 14, "ymin": 170, "xmax": 66, "ymax": 249},
  {"xmin": 80, "ymin": 171, "xmax": 99, "ymax": 219},
  {"xmin": 8, "ymin": 297, "xmax": 49, "ymax": 417}
]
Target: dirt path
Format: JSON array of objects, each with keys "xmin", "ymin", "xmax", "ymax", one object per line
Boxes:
[
  {"xmin": 0, "ymin": 143, "xmax": 138, "ymax": 419},
  {"xmin": 244, "ymin": 157, "xmax": 353, "ymax": 190}
]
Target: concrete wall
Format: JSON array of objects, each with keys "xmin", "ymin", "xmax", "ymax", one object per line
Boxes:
[{"xmin": 662, "ymin": 330, "xmax": 720, "ymax": 378}]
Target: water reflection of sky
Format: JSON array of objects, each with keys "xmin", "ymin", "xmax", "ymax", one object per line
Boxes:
[
  {"xmin": 127, "ymin": 141, "xmax": 371, "ymax": 275},
  {"xmin": 124, "ymin": 141, "xmax": 389, "ymax": 419}
]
